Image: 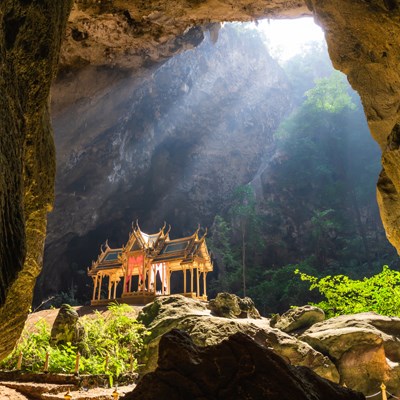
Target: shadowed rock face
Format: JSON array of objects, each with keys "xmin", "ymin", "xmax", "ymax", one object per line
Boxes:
[
  {"xmin": 36, "ymin": 24, "xmax": 291, "ymax": 300},
  {"xmin": 0, "ymin": 0, "xmax": 72, "ymax": 360},
  {"xmin": 124, "ymin": 329, "xmax": 364, "ymax": 400},
  {"xmin": 61, "ymin": 0, "xmax": 400, "ymax": 253},
  {"xmin": 3, "ymin": 0, "xmax": 400, "ymax": 364}
]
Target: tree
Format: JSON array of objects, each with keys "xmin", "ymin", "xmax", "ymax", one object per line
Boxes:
[
  {"xmin": 304, "ymin": 71, "xmax": 356, "ymax": 113},
  {"xmin": 230, "ymin": 185, "xmax": 263, "ymax": 297},
  {"xmin": 295, "ymin": 266, "xmax": 400, "ymax": 317}
]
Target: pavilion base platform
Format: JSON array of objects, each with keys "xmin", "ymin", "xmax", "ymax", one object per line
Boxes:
[{"xmin": 90, "ymin": 292, "xmax": 208, "ymax": 306}]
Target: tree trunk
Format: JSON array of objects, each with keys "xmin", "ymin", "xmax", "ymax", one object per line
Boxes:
[
  {"xmin": 350, "ymin": 188, "xmax": 372, "ymax": 268},
  {"xmin": 242, "ymin": 221, "xmax": 246, "ymax": 298}
]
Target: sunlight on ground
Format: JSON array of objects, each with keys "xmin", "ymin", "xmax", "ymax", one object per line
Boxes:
[{"xmin": 255, "ymin": 17, "xmax": 325, "ymax": 61}]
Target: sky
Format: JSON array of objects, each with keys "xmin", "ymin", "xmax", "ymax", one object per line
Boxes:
[{"xmin": 255, "ymin": 17, "xmax": 325, "ymax": 62}]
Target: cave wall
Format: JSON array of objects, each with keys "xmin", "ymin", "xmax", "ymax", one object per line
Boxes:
[
  {"xmin": 306, "ymin": 0, "xmax": 400, "ymax": 265},
  {"xmin": 0, "ymin": 1, "xmax": 72, "ymax": 359},
  {"xmin": 3, "ymin": 0, "xmax": 400, "ymax": 360},
  {"xmin": 61, "ymin": 0, "xmax": 400, "ymax": 252},
  {"xmin": 37, "ymin": 25, "xmax": 291, "ymax": 302}
]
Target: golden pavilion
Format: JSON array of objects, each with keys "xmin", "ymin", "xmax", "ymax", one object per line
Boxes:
[{"xmin": 87, "ymin": 222, "xmax": 213, "ymax": 305}]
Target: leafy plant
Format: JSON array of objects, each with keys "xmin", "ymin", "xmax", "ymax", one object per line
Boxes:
[
  {"xmin": 0, "ymin": 303, "xmax": 150, "ymax": 381},
  {"xmin": 295, "ymin": 265, "xmax": 400, "ymax": 318}
]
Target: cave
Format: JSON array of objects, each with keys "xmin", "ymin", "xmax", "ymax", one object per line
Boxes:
[{"xmin": 2, "ymin": 0, "xmax": 400, "ymax": 362}]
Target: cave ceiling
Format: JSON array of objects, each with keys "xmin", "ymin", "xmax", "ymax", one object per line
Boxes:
[
  {"xmin": 2, "ymin": 0, "xmax": 400, "ymax": 360},
  {"xmin": 60, "ymin": 0, "xmax": 400, "ymax": 253}
]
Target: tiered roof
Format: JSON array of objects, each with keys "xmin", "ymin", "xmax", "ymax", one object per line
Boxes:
[
  {"xmin": 88, "ymin": 242, "xmax": 123, "ymax": 276},
  {"xmin": 88, "ymin": 221, "xmax": 210, "ymax": 275}
]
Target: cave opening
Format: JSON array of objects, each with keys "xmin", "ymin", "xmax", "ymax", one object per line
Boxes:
[{"xmin": 32, "ymin": 17, "xmax": 397, "ymax": 315}]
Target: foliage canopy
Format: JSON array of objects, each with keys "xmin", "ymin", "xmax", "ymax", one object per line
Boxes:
[{"xmin": 296, "ymin": 266, "xmax": 400, "ymax": 318}]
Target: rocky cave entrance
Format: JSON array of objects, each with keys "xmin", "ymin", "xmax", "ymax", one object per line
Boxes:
[
  {"xmin": 33, "ymin": 17, "xmax": 397, "ymax": 315},
  {"xmin": 3, "ymin": 0, "xmax": 400, "ymax": 361}
]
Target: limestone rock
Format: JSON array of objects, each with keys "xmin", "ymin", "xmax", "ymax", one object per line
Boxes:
[
  {"xmin": 300, "ymin": 312, "xmax": 400, "ymax": 395},
  {"xmin": 6, "ymin": 0, "xmax": 400, "ymax": 369},
  {"xmin": 208, "ymin": 293, "xmax": 261, "ymax": 319},
  {"xmin": 138, "ymin": 295, "xmax": 339, "ymax": 382},
  {"xmin": 38, "ymin": 24, "xmax": 292, "ymax": 300},
  {"xmin": 55, "ymin": 0, "xmax": 400, "ymax": 259},
  {"xmin": 272, "ymin": 305, "xmax": 325, "ymax": 333},
  {"xmin": 0, "ymin": 0, "xmax": 72, "ymax": 360},
  {"xmin": 50, "ymin": 304, "xmax": 85, "ymax": 349},
  {"xmin": 124, "ymin": 329, "xmax": 363, "ymax": 400},
  {"xmin": 62, "ymin": 1, "xmax": 310, "ymax": 71},
  {"xmin": 138, "ymin": 295, "xmax": 209, "ymax": 341}
]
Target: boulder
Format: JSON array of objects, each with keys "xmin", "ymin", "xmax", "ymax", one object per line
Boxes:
[
  {"xmin": 300, "ymin": 312, "xmax": 400, "ymax": 396},
  {"xmin": 208, "ymin": 293, "xmax": 261, "ymax": 319},
  {"xmin": 50, "ymin": 304, "xmax": 85, "ymax": 348},
  {"xmin": 124, "ymin": 329, "xmax": 364, "ymax": 400},
  {"xmin": 271, "ymin": 305, "xmax": 325, "ymax": 333},
  {"xmin": 137, "ymin": 295, "xmax": 339, "ymax": 381}
]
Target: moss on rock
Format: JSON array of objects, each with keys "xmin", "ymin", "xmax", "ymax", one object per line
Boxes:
[{"xmin": 0, "ymin": 0, "xmax": 72, "ymax": 360}]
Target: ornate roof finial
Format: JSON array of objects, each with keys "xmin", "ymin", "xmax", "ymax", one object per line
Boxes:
[{"xmin": 200, "ymin": 227, "xmax": 208, "ymax": 240}]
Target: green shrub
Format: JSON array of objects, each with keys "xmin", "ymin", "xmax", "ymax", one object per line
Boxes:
[
  {"xmin": 295, "ymin": 265, "xmax": 400, "ymax": 318},
  {"xmin": 0, "ymin": 303, "xmax": 150, "ymax": 380}
]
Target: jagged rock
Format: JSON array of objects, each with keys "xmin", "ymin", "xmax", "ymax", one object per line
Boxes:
[
  {"xmin": 124, "ymin": 329, "xmax": 363, "ymax": 400},
  {"xmin": 138, "ymin": 295, "xmax": 339, "ymax": 382},
  {"xmin": 300, "ymin": 312, "xmax": 400, "ymax": 396},
  {"xmin": 208, "ymin": 293, "xmax": 261, "ymax": 319},
  {"xmin": 50, "ymin": 304, "xmax": 85, "ymax": 349},
  {"xmin": 271, "ymin": 305, "xmax": 325, "ymax": 333}
]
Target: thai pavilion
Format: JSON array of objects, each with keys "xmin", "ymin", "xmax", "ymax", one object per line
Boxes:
[{"xmin": 87, "ymin": 222, "xmax": 213, "ymax": 305}]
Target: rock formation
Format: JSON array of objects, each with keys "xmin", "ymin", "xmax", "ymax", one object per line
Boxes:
[
  {"xmin": 136, "ymin": 295, "xmax": 400, "ymax": 397},
  {"xmin": 137, "ymin": 295, "xmax": 339, "ymax": 381},
  {"xmin": 59, "ymin": 1, "xmax": 400, "ymax": 256},
  {"xmin": 208, "ymin": 292, "xmax": 261, "ymax": 319},
  {"xmin": 124, "ymin": 329, "xmax": 364, "ymax": 400},
  {"xmin": 4, "ymin": 0, "xmax": 400, "ymax": 365},
  {"xmin": 305, "ymin": 0, "xmax": 400, "ymax": 261},
  {"xmin": 36, "ymin": 24, "xmax": 291, "ymax": 300},
  {"xmin": 0, "ymin": 0, "xmax": 72, "ymax": 359},
  {"xmin": 50, "ymin": 304, "xmax": 86, "ymax": 353},
  {"xmin": 300, "ymin": 312, "xmax": 400, "ymax": 396},
  {"xmin": 271, "ymin": 305, "xmax": 325, "ymax": 333}
]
